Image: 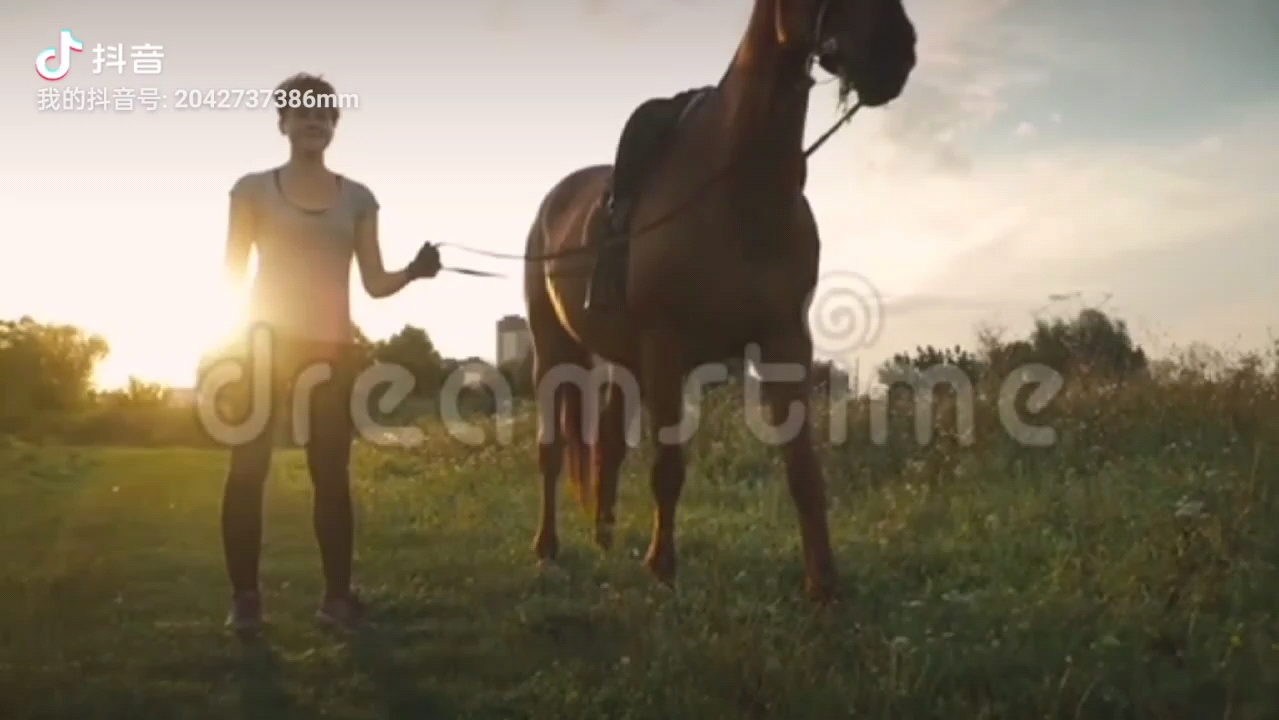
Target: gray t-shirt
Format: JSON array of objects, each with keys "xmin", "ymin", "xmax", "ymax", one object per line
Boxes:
[{"xmin": 229, "ymin": 168, "xmax": 379, "ymax": 343}]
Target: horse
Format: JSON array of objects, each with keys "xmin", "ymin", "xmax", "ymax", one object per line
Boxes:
[{"xmin": 521, "ymin": 0, "xmax": 916, "ymax": 602}]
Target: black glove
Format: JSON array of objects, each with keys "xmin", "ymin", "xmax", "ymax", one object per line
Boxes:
[{"xmin": 407, "ymin": 241, "xmax": 441, "ymax": 279}]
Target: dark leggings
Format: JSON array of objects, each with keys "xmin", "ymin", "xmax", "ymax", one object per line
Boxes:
[{"xmin": 219, "ymin": 340, "xmax": 358, "ymax": 600}]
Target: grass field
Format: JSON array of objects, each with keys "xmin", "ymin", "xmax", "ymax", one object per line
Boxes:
[{"xmin": 2, "ymin": 386, "xmax": 1278, "ymax": 719}]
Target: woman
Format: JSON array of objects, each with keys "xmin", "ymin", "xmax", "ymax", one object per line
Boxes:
[{"xmin": 218, "ymin": 72, "xmax": 440, "ymax": 634}]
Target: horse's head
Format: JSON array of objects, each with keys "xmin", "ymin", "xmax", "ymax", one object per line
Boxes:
[{"xmin": 776, "ymin": 0, "xmax": 917, "ymax": 108}]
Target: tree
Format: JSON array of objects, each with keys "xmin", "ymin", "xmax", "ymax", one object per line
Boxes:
[
  {"xmin": 877, "ymin": 344, "xmax": 985, "ymax": 386},
  {"xmin": 1027, "ymin": 308, "xmax": 1147, "ymax": 380},
  {"xmin": 350, "ymin": 324, "xmax": 377, "ymax": 369},
  {"xmin": 372, "ymin": 325, "xmax": 444, "ymax": 396},
  {"xmin": 115, "ymin": 377, "xmax": 171, "ymax": 408},
  {"xmin": 810, "ymin": 359, "xmax": 850, "ymax": 393},
  {"xmin": 0, "ymin": 316, "xmax": 109, "ymax": 431},
  {"xmin": 444, "ymin": 357, "xmax": 505, "ymax": 416}
]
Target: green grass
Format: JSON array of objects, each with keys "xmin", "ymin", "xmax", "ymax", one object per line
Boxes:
[{"xmin": 2, "ymin": 387, "xmax": 1278, "ymax": 719}]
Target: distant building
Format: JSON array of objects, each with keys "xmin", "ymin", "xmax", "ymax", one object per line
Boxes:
[{"xmin": 496, "ymin": 315, "xmax": 532, "ymax": 367}]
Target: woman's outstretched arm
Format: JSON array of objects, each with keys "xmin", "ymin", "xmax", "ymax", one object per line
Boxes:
[{"xmin": 354, "ymin": 209, "xmax": 414, "ymax": 299}]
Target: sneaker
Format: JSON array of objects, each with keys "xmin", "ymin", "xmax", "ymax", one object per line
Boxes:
[
  {"xmin": 315, "ymin": 591, "xmax": 368, "ymax": 633},
  {"xmin": 225, "ymin": 591, "xmax": 262, "ymax": 635}
]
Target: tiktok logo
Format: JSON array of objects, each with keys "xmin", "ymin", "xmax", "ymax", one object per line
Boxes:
[{"xmin": 35, "ymin": 30, "xmax": 83, "ymax": 81}]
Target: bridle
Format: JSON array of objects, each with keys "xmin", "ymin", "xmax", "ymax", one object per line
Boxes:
[
  {"xmin": 810, "ymin": 0, "xmax": 838, "ymax": 68},
  {"xmin": 437, "ymin": 0, "xmax": 863, "ymax": 276}
]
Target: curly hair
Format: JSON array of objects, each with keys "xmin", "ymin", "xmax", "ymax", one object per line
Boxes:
[{"xmin": 274, "ymin": 72, "xmax": 340, "ymax": 124}]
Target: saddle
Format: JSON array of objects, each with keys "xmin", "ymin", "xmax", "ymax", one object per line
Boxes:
[{"xmin": 585, "ymin": 86, "xmax": 713, "ymax": 311}]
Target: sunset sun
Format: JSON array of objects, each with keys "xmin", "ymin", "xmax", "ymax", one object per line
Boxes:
[{"xmin": 91, "ymin": 271, "xmax": 250, "ymax": 390}]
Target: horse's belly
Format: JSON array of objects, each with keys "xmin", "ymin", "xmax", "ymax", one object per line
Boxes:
[{"xmin": 671, "ymin": 263, "xmax": 813, "ymax": 360}]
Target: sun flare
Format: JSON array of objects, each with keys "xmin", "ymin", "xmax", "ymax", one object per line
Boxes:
[{"xmin": 91, "ymin": 271, "xmax": 251, "ymax": 391}]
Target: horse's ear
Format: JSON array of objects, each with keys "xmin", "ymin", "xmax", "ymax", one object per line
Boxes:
[{"xmin": 774, "ymin": 0, "xmax": 818, "ymax": 48}]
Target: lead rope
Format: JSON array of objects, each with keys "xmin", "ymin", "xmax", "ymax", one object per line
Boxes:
[
  {"xmin": 436, "ymin": 92, "xmax": 864, "ymax": 278},
  {"xmin": 440, "ymin": 265, "xmax": 506, "ymax": 278},
  {"xmin": 803, "ymin": 100, "xmax": 861, "ymax": 158}
]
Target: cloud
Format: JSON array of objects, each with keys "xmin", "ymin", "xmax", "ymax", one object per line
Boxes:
[
  {"xmin": 882, "ymin": 293, "xmax": 1014, "ymax": 316},
  {"xmin": 478, "ymin": 0, "xmax": 669, "ymax": 33},
  {"xmin": 868, "ymin": 0, "xmax": 1051, "ymax": 172},
  {"xmin": 866, "ymin": 0, "xmax": 1279, "ymax": 175},
  {"xmin": 574, "ymin": 0, "xmax": 672, "ymax": 34},
  {"xmin": 480, "ymin": 0, "xmax": 522, "ymax": 32},
  {"xmin": 812, "ymin": 61, "xmax": 1279, "ymax": 371},
  {"xmin": 902, "ymin": 101, "xmax": 1279, "ymax": 349}
]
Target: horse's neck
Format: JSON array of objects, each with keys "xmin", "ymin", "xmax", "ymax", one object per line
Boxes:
[{"xmin": 715, "ymin": 0, "xmax": 812, "ymax": 195}]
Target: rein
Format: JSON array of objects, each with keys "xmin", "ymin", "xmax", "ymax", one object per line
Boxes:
[
  {"xmin": 439, "ymin": 99, "xmax": 861, "ymax": 280},
  {"xmin": 437, "ymin": 4, "xmax": 860, "ymax": 279}
]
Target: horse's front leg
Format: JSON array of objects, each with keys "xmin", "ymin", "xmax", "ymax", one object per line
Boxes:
[
  {"xmin": 750, "ymin": 335, "xmax": 838, "ymax": 602},
  {"xmin": 639, "ymin": 330, "xmax": 688, "ymax": 584}
]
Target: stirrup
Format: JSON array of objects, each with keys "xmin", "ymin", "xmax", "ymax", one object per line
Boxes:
[
  {"xmin": 604, "ymin": 194, "xmax": 619, "ymax": 228},
  {"xmin": 586, "ymin": 273, "xmax": 616, "ymax": 310},
  {"xmin": 586, "ymin": 245, "xmax": 624, "ymax": 310},
  {"xmin": 587, "ymin": 279, "xmax": 622, "ymax": 310},
  {"xmin": 605, "ymin": 196, "xmax": 631, "ymax": 237}
]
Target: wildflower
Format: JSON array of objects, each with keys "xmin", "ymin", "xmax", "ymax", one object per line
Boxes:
[{"xmin": 1174, "ymin": 496, "xmax": 1205, "ymax": 520}]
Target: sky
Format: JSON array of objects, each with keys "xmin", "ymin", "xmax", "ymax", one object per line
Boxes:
[{"xmin": 2, "ymin": 0, "xmax": 1277, "ymax": 390}]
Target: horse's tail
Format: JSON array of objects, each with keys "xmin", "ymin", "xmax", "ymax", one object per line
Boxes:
[{"xmin": 559, "ymin": 382, "xmax": 592, "ymax": 513}]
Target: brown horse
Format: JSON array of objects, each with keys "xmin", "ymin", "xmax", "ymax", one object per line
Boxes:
[{"xmin": 522, "ymin": 0, "xmax": 916, "ymax": 602}]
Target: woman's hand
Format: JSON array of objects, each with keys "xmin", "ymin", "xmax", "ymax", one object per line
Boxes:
[{"xmin": 407, "ymin": 241, "xmax": 442, "ymax": 279}]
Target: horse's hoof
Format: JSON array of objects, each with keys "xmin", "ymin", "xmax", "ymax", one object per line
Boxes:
[
  {"xmin": 650, "ymin": 579, "xmax": 677, "ymax": 598},
  {"xmin": 537, "ymin": 558, "xmax": 569, "ymax": 581},
  {"xmin": 532, "ymin": 534, "xmax": 558, "ymax": 563},
  {"xmin": 593, "ymin": 523, "xmax": 614, "ymax": 551},
  {"xmin": 804, "ymin": 576, "xmax": 839, "ymax": 605},
  {"xmin": 643, "ymin": 546, "xmax": 676, "ymax": 585}
]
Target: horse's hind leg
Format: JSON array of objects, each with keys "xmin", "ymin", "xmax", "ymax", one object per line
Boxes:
[
  {"xmin": 528, "ymin": 296, "xmax": 591, "ymax": 565},
  {"xmin": 532, "ymin": 356, "xmax": 564, "ymax": 564}
]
